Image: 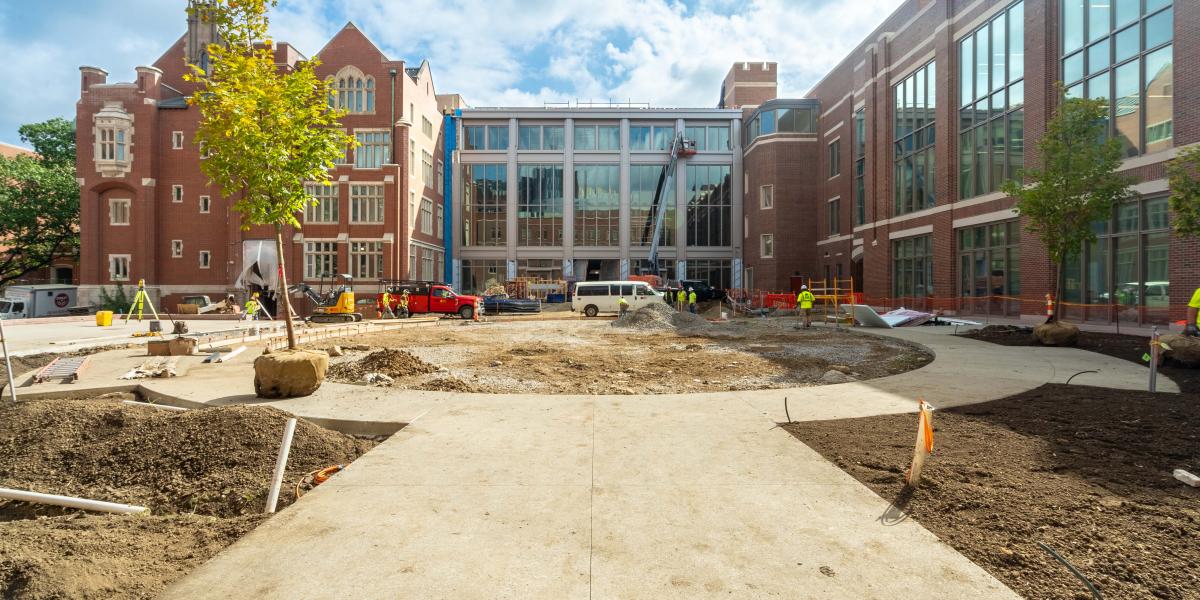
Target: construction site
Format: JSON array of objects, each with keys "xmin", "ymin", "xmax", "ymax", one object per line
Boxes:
[{"xmin": 2, "ymin": 0, "xmax": 1199, "ymax": 597}]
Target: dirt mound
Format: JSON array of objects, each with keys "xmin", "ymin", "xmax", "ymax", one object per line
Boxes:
[
  {"xmin": 415, "ymin": 377, "xmax": 481, "ymax": 393},
  {"xmin": 670, "ymin": 311, "xmax": 711, "ymax": 331},
  {"xmin": 0, "ymin": 513, "xmax": 263, "ymax": 600},
  {"xmin": 610, "ymin": 302, "xmax": 679, "ymax": 331},
  {"xmin": 509, "ymin": 342, "xmax": 553, "ymax": 356},
  {"xmin": 327, "ymin": 349, "xmax": 437, "ymax": 382},
  {"xmin": 0, "ymin": 399, "xmax": 373, "ymax": 517}
]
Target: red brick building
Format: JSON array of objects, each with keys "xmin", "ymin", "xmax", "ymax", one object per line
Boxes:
[
  {"xmin": 739, "ymin": 0, "xmax": 1198, "ymax": 326},
  {"xmin": 76, "ymin": 14, "xmax": 455, "ymax": 313}
]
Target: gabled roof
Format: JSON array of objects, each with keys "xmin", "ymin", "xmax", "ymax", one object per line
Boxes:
[{"xmin": 312, "ymin": 22, "xmax": 390, "ymax": 63}]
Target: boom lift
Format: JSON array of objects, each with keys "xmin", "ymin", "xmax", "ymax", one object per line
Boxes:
[
  {"xmin": 289, "ymin": 273, "xmax": 362, "ymax": 323},
  {"xmin": 639, "ymin": 133, "xmax": 696, "ymax": 279}
]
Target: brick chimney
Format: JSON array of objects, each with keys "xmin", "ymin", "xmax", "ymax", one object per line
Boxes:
[{"xmin": 721, "ymin": 62, "xmax": 778, "ymax": 109}]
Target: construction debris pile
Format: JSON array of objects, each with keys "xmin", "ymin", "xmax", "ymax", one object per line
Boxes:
[
  {"xmin": 415, "ymin": 377, "xmax": 481, "ymax": 393},
  {"xmin": 326, "ymin": 349, "xmax": 437, "ymax": 384},
  {"xmin": 611, "ymin": 302, "xmax": 711, "ymax": 332}
]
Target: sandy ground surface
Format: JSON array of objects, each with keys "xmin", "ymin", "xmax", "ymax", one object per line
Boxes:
[
  {"xmin": 0, "ymin": 396, "xmax": 378, "ymax": 599},
  {"xmin": 306, "ymin": 315, "xmax": 933, "ymax": 394}
]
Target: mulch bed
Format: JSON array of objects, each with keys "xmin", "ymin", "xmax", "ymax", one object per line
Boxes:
[
  {"xmin": 962, "ymin": 325, "xmax": 1200, "ymax": 393},
  {"xmin": 784, "ymin": 381, "xmax": 1200, "ymax": 598}
]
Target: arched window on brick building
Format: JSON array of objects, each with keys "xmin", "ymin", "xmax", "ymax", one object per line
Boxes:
[{"xmin": 328, "ymin": 66, "xmax": 375, "ymax": 114}]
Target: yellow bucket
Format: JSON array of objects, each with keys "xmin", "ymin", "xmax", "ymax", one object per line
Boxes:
[{"xmin": 95, "ymin": 310, "xmax": 114, "ymax": 327}]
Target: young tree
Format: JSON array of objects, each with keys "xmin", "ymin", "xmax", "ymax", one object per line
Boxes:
[
  {"xmin": 185, "ymin": 0, "xmax": 353, "ymax": 349},
  {"xmin": 1001, "ymin": 95, "xmax": 1135, "ymax": 321},
  {"xmin": 0, "ymin": 118, "xmax": 79, "ymax": 286},
  {"xmin": 1166, "ymin": 146, "xmax": 1200, "ymax": 238}
]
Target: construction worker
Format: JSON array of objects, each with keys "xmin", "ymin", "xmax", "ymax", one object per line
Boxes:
[
  {"xmin": 380, "ymin": 289, "xmax": 395, "ymax": 319},
  {"xmin": 797, "ymin": 285, "xmax": 816, "ymax": 328},
  {"xmin": 675, "ymin": 288, "xmax": 686, "ymax": 312},
  {"xmin": 243, "ymin": 293, "xmax": 260, "ymax": 321},
  {"xmin": 618, "ymin": 295, "xmax": 630, "ymax": 316},
  {"xmin": 1187, "ymin": 286, "xmax": 1200, "ymax": 336},
  {"xmin": 397, "ymin": 290, "xmax": 411, "ymax": 318},
  {"xmin": 687, "ymin": 287, "xmax": 698, "ymax": 314}
]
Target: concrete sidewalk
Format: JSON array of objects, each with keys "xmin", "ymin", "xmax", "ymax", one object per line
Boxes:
[{"xmin": 163, "ymin": 394, "xmax": 1016, "ymax": 599}]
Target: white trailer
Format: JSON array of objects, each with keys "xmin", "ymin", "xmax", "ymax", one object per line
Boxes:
[{"xmin": 0, "ymin": 285, "xmax": 79, "ymax": 319}]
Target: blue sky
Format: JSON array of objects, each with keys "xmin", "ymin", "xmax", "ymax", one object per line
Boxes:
[{"xmin": 0, "ymin": 0, "xmax": 904, "ymax": 147}]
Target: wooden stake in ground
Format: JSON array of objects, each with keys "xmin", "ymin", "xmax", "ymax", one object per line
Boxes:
[
  {"xmin": 905, "ymin": 400, "xmax": 935, "ymax": 486},
  {"xmin": 0, "ymin": 318, "xmax": 16, "ymax": 402}
]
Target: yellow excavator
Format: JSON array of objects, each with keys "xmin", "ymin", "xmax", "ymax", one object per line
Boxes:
[{"xmin": 289, "ymin": 274, "xmax": 363, "ymax": 323}]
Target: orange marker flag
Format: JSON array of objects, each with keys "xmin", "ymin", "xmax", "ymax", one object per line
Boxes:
[{"xmin": 906, "ymin": 399, "xmax": 935, "ymax": 486}]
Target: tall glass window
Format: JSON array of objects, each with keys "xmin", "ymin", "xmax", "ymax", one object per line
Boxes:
[
  {"xmin": 516, "ymin": 164, "xmax": 564, "ymax": 246},
  {"xmin": 630, "ymin": 165, "xmax": 675, "ymax": 247},
  {"xmin": 853, "ymin": 108, "xmax": 866, "ymax": 225},
  {"xmin": 960, "ymin": 1, "xmax": 1025, "ymax": 199},
  {"xmin": 574, "ymin": 165, "xmax": 620, "ymax": 246},
  {"xmin": 304, "ymin": 183, "xmax": 339, "ymax": 224},
  {"xmin": 516, "ymin": 125, "xmax": 565, "ymax": 151},
  {"xmin": 574, "ymin": 125, "xmax": 620, "ymax": 151},
  {"xmin": 743, "ymin": 106, "xmax": 816, "ymax": 146},
  {"xmin": 892, "ymin": 235, "xmax": 933, "ymax": 299},
  {"xmin": 957, "ymin": 221, "xmax": 1021, "ymax": 316},
  {"xmin": 686, "ymin": 165, "xmax": 732, "ymax": 247},
  {"xmin": 893, "ymin": 61, "xmax": 936, "ymax": 215},
  {"xmin": 686, "ymin": 259, "xmax": 731, "ymax": 290},
  {"xmin": 349, "ymin": 184, "xmax": 385, "ymax": 223},
  {"xmin": 462, "ymin": 164, "xmax": 507, "ymax": 246},
  {"xmin": 1061, "ymin": 0, "xmax": 1172, "ymax": 156},
  {"xmin": 486, "ymin": 125, "xmax": 509, "ymax": 150},
  {"xmin": 1062, "ymin": 196, "xmax": 1171, "ymax": 325},
  {"xmin": 684, "ymin": 125, "xmax": 731, "ymax": 151},
  {"xmin": 354, "ymin": 131, "xmax": 390, "ymax": 168},
  {"xmin": 630, "ymin": 125, "xmax": 675, "ymax": 151}
]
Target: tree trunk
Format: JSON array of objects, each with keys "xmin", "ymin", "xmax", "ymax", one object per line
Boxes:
[
  {"xmin": 274, "ymin": 224, "xmax": 297, "ymax": 349},
  {"xmin": 1054, "ymin": 254, "xmax": 1067, "ymax": 323}
]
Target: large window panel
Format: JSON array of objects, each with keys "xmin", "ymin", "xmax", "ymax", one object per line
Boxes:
[
  {"xmin": 685, "ymin": 165, "xmax": 731, "ymax": 247},
  {"xmin": 1060, "ymin": 1, "xmax": 1172, "ymax": 157},
  {"xmin": 960, "ymin": 1, "xmax": 1024, "ymax": 199},
  {"xmin": 574, "ymin": 165, "xmax": 620, "ymax": 246},
  {"xmin": 517, "ymin": 164, "xmax": 564, "ymax": 246},
  {"xmin": 853, "ymin": 108, "xmax": 866, "ymax": 226},
  {"xmin": 894, "ymin": 61, "xmax": 936, "ymax": 214},
  {"xmin": 893, "ymin": 235, "xmax": 933, "ymax": 299},
  {"xmin": 630, "ymin": 164, "xmax": 675, "ymax": 247},
  {"xmin": 462, "ymin": 163, "xmax": 507, "ymax": 246}
]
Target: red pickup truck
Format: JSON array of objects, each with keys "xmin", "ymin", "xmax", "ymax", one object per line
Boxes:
[{"xmin": 378, "ymin": 280, "xmax": 482, "ymax": 319}]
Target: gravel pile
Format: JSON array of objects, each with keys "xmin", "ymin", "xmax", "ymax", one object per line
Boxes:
[
  {"xmin": 415, "ymin": 377, "xmax": 482, "ymax": 392},
  {"xmin": 610, "ymin": 303, "xmax": 675, "ymax": 331},
  {"xmin": 327, "ymin": 349, "xmax": 437, "ymax": 383}
]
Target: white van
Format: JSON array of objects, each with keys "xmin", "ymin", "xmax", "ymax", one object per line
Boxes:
[{"xmin": 572, "ymin": 281, "xmax": 665, "ymax": 317}]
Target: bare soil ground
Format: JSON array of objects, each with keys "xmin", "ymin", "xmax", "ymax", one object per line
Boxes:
[
  {"xmin": 0, "ymin": 395, "xmax": 378, "ymax": 599},
  {"xmin": 785, "ymin": 384, "xmax": 1200, "ymax": 599},
  {"xmin": 308, "ymin": 316, "xmax": 932, "ymax": 394}
]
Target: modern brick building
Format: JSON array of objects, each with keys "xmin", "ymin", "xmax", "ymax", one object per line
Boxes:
[
  {"xmin": 451, "ymin": 106, "xmax": 743, "ymax": 291},
  {"xmin": 739, "ymin": 0, "xmax": 1197, "ymax": 326},
  {"xmin": 76, "ymin": 12, "xmax": 453, "ymax": 313}
]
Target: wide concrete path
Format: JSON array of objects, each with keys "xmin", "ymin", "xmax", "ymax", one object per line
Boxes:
[{"xmin": 164, "ymin": 392, "xmax": 1015, "ymax": 599}]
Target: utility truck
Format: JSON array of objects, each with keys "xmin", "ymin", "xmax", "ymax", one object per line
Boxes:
[
  {"xmin": 0, "ymin": 284, "xmax": 78, "ymax": 319},
  {"xmin": 379, "ymin": 280, "xmax": 482, "ymax": 319}
]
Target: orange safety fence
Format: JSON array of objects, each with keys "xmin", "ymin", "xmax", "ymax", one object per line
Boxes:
[{"xmin": 720, "ymin": 289, "xmax": 1181, "ymax": 327}]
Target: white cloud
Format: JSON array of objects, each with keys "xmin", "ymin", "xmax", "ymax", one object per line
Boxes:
[{"xmin": 0, "ymin": 0, "xmax": 904, "ymax": 143}]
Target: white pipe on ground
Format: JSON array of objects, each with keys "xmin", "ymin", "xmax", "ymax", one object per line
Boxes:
[
  {"xmin": 0, "ymin": 486, "xmax": 149, "ymax": 514},
  {"xmin": 264, "ymin": 417, "xmax": 297, "ymax": 514},
  {"xmin": 0, "ymin": 319, "xmax": 17, "ymax": 403},
  {"xmin": 121, "ymin": 400, "xmax": 188, "ymax": 412}
]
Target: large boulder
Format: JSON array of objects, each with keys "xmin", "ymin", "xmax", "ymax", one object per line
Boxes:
[
  {"xmin": 1033, "ymin": 320, "xmax": 1079, "ymax": 346},
  {"xmin": 254, "ymin": 349, "xmax": 329, "ymax": 398},
  {"xmin": 1161, "ymin": 334, "xmax": 1200, "ymax": 366}
]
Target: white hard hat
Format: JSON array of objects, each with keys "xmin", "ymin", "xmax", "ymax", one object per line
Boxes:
[
  {"xmin": 688, "ymin": 287, "xmax": 694, "ymax": 291},
  {"xmin": 801, "ymin": 285, "xmax": 808, "ymax": 290}
]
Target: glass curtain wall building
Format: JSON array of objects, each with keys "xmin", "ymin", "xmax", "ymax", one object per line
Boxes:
[{"xmin": 454, "ymin": 108, "xmax": 741, "ymax": 293}]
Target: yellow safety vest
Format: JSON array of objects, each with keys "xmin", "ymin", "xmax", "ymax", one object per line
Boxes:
[
  {"xmin": 676, "ymin": 290, "xmax": 685, "ymax": 302},
  {"xmin": 688, "ymin": 292, "xmax": 697, "ymax": 304},
  {"xmin": 618, "ymin": 297, "xmax": 629, "ymax": 306},
  {"xmin": 381, "ymin": 293, "xmax": 391, "ymax": 305},
  {"xmin": 797, "ymin": 291, "xmax": 815, "ymax": 309}
]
